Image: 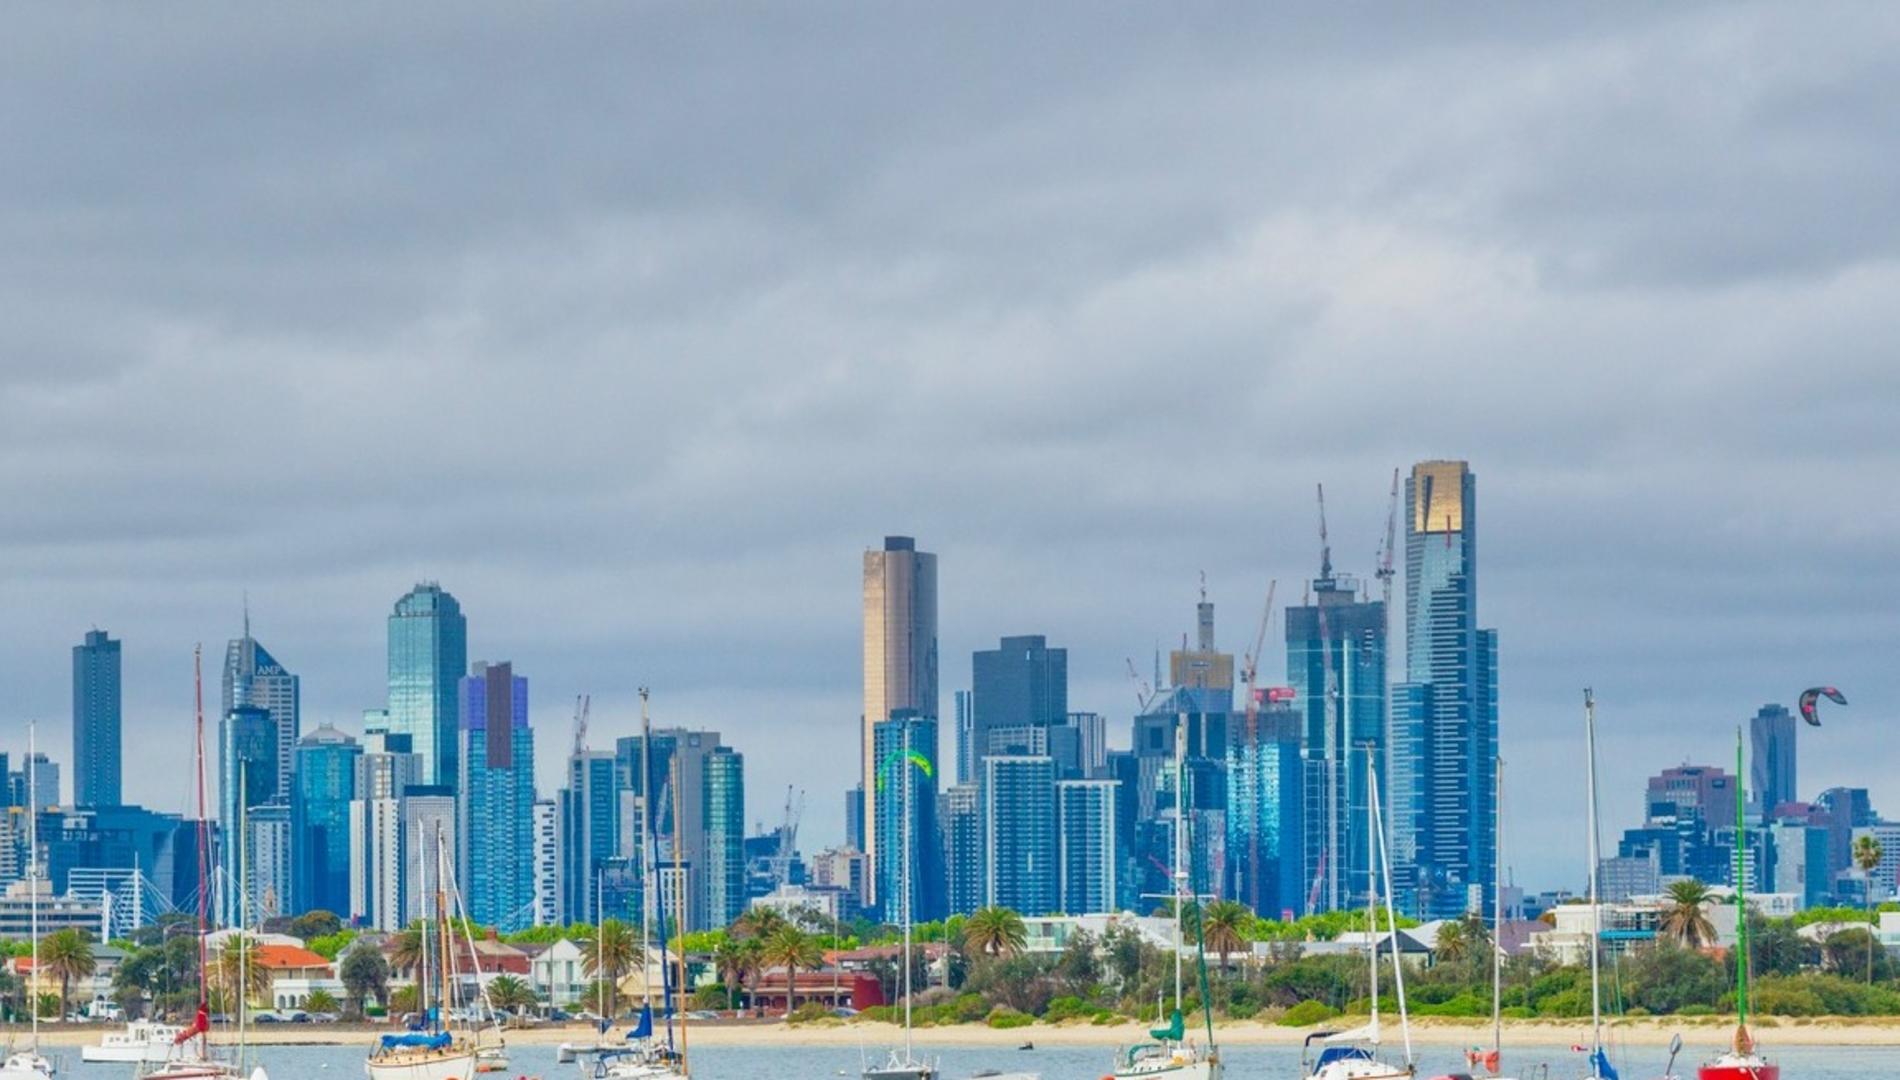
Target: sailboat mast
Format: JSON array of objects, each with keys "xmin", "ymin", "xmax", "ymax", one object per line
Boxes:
[
  {"xmin": 1584, "ymin": 689, "xmax": 1603, "ymax": 1059},
  {"xmin": 671, "ymin": 755, "xmax": 689, "ymax": 1075},
  {"xmin": 1370, "ymin": 746, "xmax": 1411, "ymax": 1069},
  {"xmin": 1172, "ymin": 717, "xmax": 1185, "ymax": 1014},
  {"xmin": 28, "ymin": 721, "xmax": 38, "ymax": 1051},
  {"xmin": 1492, "ymin": 755, "xmax": 1504, "ymax": 1061},
  {"xmin": 1365, "ymin": 744, "xmax": 1379, "ymax": 1041},
  {"xmin": 1735, "ymin": 728, "xmax": 1750, "ymax": 1037},
  {"xmin": 240, "ymin": 760, "xmax": 249, "ymax": 1054},
  {"xmin": 640, "ymin": 688, "xmax": 675, "ymax": 1054},
  {"xmin": 901, "ymin": 722, "xmax": 914, "ymax": 1060},
  {"xmin": 194, "ymin": 645, "xmax": 211, "ymax": 1057},
  {"xmin": 436, "ymin": 824, "xmax": 452, "ymax": 1034},
  {"xmin": 596, "ymin": 868, "xmax": 605, "ymax": 1024}
]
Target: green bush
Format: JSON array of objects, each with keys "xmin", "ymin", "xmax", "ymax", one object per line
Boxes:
[
  {"xmin": 1412, "ymin": 992, "xmax": 1487, "ymax": 1018},
  {"xmin": 788, "ymin": 1001, "xmax": 834, "ymax": 1024},
  {"xmin": 1278, "ymin": 1000, "xmax": 1339, "ymax": 1027},
  {"xmin": 987, "ymin": 1008, "xmax": 1034, "ymax": 1029},
  {"xmin": 859, "ymin": 1005, "xmax": 896, "ymax": 1023},
  {"xmin": 953, "ymin": 993, "xmax": 990, "ymax": 1023},
  {"xmin": 1677, "ymin": 1004, "xmax": 1716, "ymax": 1017},
  {"xmin": 1225, "ymin": 1001, "xmax": 1260, "ymax": 1020},
  {"xmin": 1042, "ymin": 996, "xmax": 1090, "ymax": 1023}
]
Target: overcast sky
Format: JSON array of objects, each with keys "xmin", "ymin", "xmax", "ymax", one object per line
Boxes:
[{"xmin": 4, "ymin": 4, "xmax": 1898, "ymax": 892}]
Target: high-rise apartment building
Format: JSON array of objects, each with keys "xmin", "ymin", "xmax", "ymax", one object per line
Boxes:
[
  {"xmin": 1288, "ymin": 559, "xmax": 1385, "ymax": 916},
  {"xmin": 222, "ymin": 619, "xmax": 300, "ymax": 804},
  {"xmin": 1751, "ymin": 704, "xmax": 1798, "ymax": 819},
  {"xmin": 219, "ymin": 704, "xmax": 278, "ymax": 925},
  {"xmin": 1393, "ymin": 460, "xmax": 1497, "ymax": 919},
  {"xmin": 562, "ymin": 750, "xmax": 622, "ymax": 924},
  {"xmin": 291, "ymin": 724, "xmax": 360, "ymax": 917},
  {"xmin": 1056, "ymin": 779, "xmax": 1117, "ymax": 915},
  {"xmin": 616, "ymin": 727, "xmax": 725, "ymax": 926},
  {"xmin": 532, "ymin": 799, "xmax": 560, "ymax": 927},
  {"xmin": 245, "ymin": 802, "xmax": 292, "ymax": 921},
  {"xmin": 459, "ymin": 661, "xmax": 534, "ymax": 930},
  {"xmin": 349, "ymin": 732, "xmax": 415, "ymax": 930},
  {"xmin": 388, "ymin": 584, "xmax": 469, "ymax": 790},
  {"xmin": 401, "ymin": 786, "xmax": 456, "ymax": 926},
  {"xmin": 702, "ymin": 746, "xmax": 746, "ymax": 930},
  {"xmin": 982, "ymin": 754, "xmax": 1057, "ymax": 914},
  {"xmin": 1066, "ymin": 712, "xmax": 1108, "ymax": 779},
  {"xmin": 862, "ymin": 536, "xmax": 937, "ymax": 907},
  {"xmin": 969, "ymin": 635, "xmax": 1067, "ymax": 784},
  {"xmin": 942, "ymin": 783, "xmax": 983, "ymax": 916},
  {"xmin": 872, "ymin": 712, "xmax": 945, "ymax": 923},
  {"xmin": 73, "ymin": 630, "xmax": 122, "ymax": 808},
  {"xmin": 1227, "ymin": 697, "xmax": 1306, "ymax": 920}
]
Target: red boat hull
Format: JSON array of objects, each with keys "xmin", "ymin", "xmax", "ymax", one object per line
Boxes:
[{"xmin": 1698, "ymin": 1065, "xmax": 1779, "ymax": 1080}]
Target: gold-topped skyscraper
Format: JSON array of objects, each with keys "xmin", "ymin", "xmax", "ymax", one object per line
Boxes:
[{"xmin": 861, "ymin": 535, "xmax": 938, "ymax": 908}]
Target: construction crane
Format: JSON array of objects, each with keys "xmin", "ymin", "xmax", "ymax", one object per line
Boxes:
[
  {"xmin": 1375, "ymin": 466, "xmax": 1400, "ymax": 612},
  {"xmin": 1238, "ymin": 577, "xmax": 1278, "ymax": 912},
  {"xmin": 770, "ymin": 785, "xmax": 806, "ymax": 887},
  {"xmin": 1124, "ymin": 657, "xmax": 1157, "ymax": 713},
  {"xmin": 570, "ymin": 693, "xmax": 592, "ymax": 757}
]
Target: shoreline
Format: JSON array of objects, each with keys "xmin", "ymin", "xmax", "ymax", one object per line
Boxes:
[{"xmin": 13, "ymin": 1016, "xmax": 1900, "ymax": 1049}]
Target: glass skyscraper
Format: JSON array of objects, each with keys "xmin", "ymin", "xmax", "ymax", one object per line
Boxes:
[
  {"xmin": 942, "ymin": 783, "xmax": 983, "ymax": 916},
  {"xmin": 458, "ymin": 661, "xmax": 535, "ymax": 930},
  {"xmin": 1393, "ymin": 460, "xmax": 1498, "ymax": 919},
  {"xmin": 969, "ymin": 635, "xmax": 1067, "ymax": 784},
  {"xmin": 73, "ymin": 629, "xmax": 122, "ymax": 808},
  {"xmin": 1056, "ymin": 779, "xmax": 1117, "ymax": 915},
  {"xmin": 291, "ymin": 724, "xmax": 360, "ymax": 917},
  {"xmin": 222, "ymin": 619, "xmax": 300, "ymax": 804},
  {"xmin": 1751, "ymin": 703, "xmax": 1798, "ymax": 820},
  {"xmin": 872, "ymin": 711, "xmax": 945, "ymax": 924},
  {"xmin": 862, "ymin": 536, "xmax": 937, "ymax": 909},
  {"xmin": 982, "ymin": 754, "xmax": 1057, "ymax": 914},
  {"xmin": 388, "ymin": 584, "xmax": 468, "ymax": 791},
  {"xmin": 616, "ymin": 726, "xmax": 725, "ymax": 927},
  {"xmin": 562, "ymin": 750, "xmax": 623, "ymax": 924},
  {"xmin": 1227, "ymin": 699, "xmax": 1306, "ymax": 920},
  {"xmin": 219, "ymin": 703, "xmax": 279, "ymax": 926},
  {"xmin": 702, "ymin": 746, "xmax": 746, "ymax": 930}
]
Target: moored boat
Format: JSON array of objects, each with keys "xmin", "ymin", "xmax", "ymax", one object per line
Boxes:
[
  {"xmin": 1695, "ymin": 730, "xmax": 1779, "ymax": 1080},
  {"xmin": 82, "ymin": 1023, "xmax": 188, "ymax": 1065}
]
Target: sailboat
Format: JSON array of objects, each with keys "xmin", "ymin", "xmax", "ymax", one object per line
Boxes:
[
  {"xmin": 439, "ymin": 866, "xmax": 506, "ymax": 1073},
  {"xmin": 1299, "ymin": 746, "xmax": 1412, "ymax": 1080},
  {"xmin": 863, "ymin": 723, "xmax": 936, "ymax": 1080},
  {"xmin": 364, "ymin": 825, "xmax": 477, "ymax": 1080},
  {"xmin": 1578, "ymin": 690, "xmax": 1616, "ymax": 1080},
  {"xmin": 139, "ymin": 650, "xmax": 265, "ymax": 1080},
  {"xmin": 2, "ymin": 724, "xmax": 55, "ymax": 1080},
  {"xmin": 1464, "ymin": 756, "xmax": 1521, "ymax": 1080},
  {"xmin": 1696, "ymin": 730, "xmax": 1779, "ymax": 1080},
  {"xmin": 1112, "ymin": 720, "xmax": 1219, "ymax": 1080}
]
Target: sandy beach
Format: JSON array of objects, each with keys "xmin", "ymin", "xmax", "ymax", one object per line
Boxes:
[{"xmin": 13, "ymin": 1017, "xmax": 1900, "ymax": 1050}]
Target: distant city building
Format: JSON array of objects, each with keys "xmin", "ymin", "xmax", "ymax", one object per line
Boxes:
[
  {"xmin": 1750, "ymin": 704, "xmax": 1798, "ymax": 820},
  {"xmin": 809, "ymin": 846, "xmax": 868, "ymax": 909},
  {"xmin": 532, "ymin": 799, "xmax": 561, "ymax": 927},
  {"xmin": 983, "ymin": 755, "xmax": 1057, "ymax": 915},
  {"xmin": 73, "ymin": 630, "xmax": 122, "ymax": 808},
  {"xmin": 969, "ymin": 635, "xmax": 1068, "ymax": 783},
  {"xmin": 954, "ymin": 691, "xmax": 975, "ymax": 786},
  {"xmin": 291, "ymin": 724, "xmax": 360, "ymax": 917},
  {"xmin": 562, "ymin": 750, "xmax": 622, "ymax": 924},
  {"xmin": 19, "ymin": 756, "xmax": 58, "ymax": 814},
  {"xmin": 617, "ymin": 727, "xmax": 725, "ymax": 928},
  {"xmin": 751, "ymin": 882, "xmax": 859, "ymax": 924},
  {"xmin": 942, "ymin": 783, "xmax": 983, "ymax": 917},
  {"xmin": 219, "ymin": 704, "xmax": 279, "ymax": 925},
  {"xmin": 459, "ymin": 662, "xmax": 535, "ymax": 930},
  {"xmin": 702, "ymin": 746, "xmax": 747, "ymax": 930},
  {"xmin": 844, "ymin": 785, "xmax": 864, "ymax": 852},
  {"xmin": 1227, "ymin": 698, "xmax": 1306, "ymax": 919},
  {"xmin": 872, "ymin": 711, "xmax": 944, "ymax": 923},
  {"xmin": 245, "ymin": 802, "xmax": 293, "ymax": 921},
  {"xmin": 862, "ymin": 535, "xmax": 937, "ymax": 908},
  {"xmin": 1393, "ymin": 460, "xmax": 1498, "ymax": 920},
  {"xmin": 1616, "ymin": 764, "xmax": 1736, "ymax": 888},
  {"xmin": 388, "ymin": 584, "xmax": 469, "ymax": 791},
  {"xmin": 1128, "ymin": 597, "xmax": 1235, "ymax": 904},
  {"xmin": 1768, "ymin": 817, "xmax": 1830, "ymax": 909},
  {"xmin": 401, "ymin": 786, "xmax": 456, "ymax": 925},
  {"xmin": 1056, "ymin": 779, "xmax": 1117, "ymax": 915},
  {"xmin": 348, "ymin": 731, "xmax": 415, "ymax": 930},
  {"xmin": 1065, "ymin": 712, "xmax": 1108, "ymax": 779},
  {"xmin": 222, "ymin": 618, "xmax": 301, "ymax": 805}
]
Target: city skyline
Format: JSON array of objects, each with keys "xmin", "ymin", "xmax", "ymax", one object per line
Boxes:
[{"xmin": 4, "ymin": 6, "xmax": 1898, "ymax": 893}]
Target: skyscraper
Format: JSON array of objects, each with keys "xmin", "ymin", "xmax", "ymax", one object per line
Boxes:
[
  {"xmin": 532, "ymin": 799, "xmax": 560, "ymax": 927},
  {"xmin": 702, "ymin": 746, "xmax": 746, "ymax": 930},
  {"xmin": 349, "ymin": 732, "xmax": 415, "ymax": 930},
  {"xmin": 862, "ymin": 536, "xmax": 937, "ymax": 907},
  {"xmin": 223, "ymin": 618, "xmax": 300, "ymax": 804},
  {"xmin": 562, "ymin": 750, "xmax": 622, "ymax": 924},
  {"xmin": 969, "ymin": 635, "xmax": 1067, "ymax": 784},
  {"xmin": 1393, "ymin": 459, "xmax": 1498, "ymax": 919},
  {"xmin": 1287, "ymin": 561, "xmax": 1384, "ymax": 915},
  {"xmin": 246, "ymin": 802, "xmax": 292, "ymax": 921},
  {"xmin": 982, "ymin": 754, "xmax": 1057, "ymax": 915},
  {"xmin": 459, "ymin": 661, "xmax": 534, "ymax": 929},
  {"xmin": 1128, "ymin": 597, "xmax": 1236, "ymax": 903},
  {"xmin": 401, "ymin": 786, "xmax": 456, "ymax": 925},
  {"xmin": 1227, "ymin": 697, "xmax": 1306, "ymax": 920},
  {"xmin": 873, "ymin": 711, "xmax": 945, "ymax": 923},
  {"xmin": 1751, "ymin": 703, "xmax": 1798, "ymax": 819},
  {"xmin": 1056, "ymin": 779, "xmax": 1117, "ymax": 915},
  {"xmin": 219, "ymin": 703, "xmax": 278, "ymax": 925},
  {"xmin": 291, "ymin": 724, "xmax": 360, "ymax": 917},
  {"xmin": 616, "ymin": 726, "xmax": 725, "ymax": 926},
  {"xmin": 388, "ymin": 584, "xmax": 469, "ymax": 791},
  {"xmin": 73, "ymin": 630, "xmax": 122, "ymax": 808},
  {"xmin": 942, "ymin": 783, "xmax": 983, "ymax": 916}
]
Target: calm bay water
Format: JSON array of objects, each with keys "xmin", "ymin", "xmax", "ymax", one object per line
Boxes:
[{"xmin": 167, "ymin": 1040, "xmax": 1890, "ymax": 1080}]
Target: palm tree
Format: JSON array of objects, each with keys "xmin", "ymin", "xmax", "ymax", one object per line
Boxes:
[
  {"xmin": 302, "ymin": 988, "xmax": 340, "ymax": 1016},
  {"xmin": 1433, "ymin": 917, "xmax": 1471, "ymax": 965},
  {"xmin": 1856, "ymin": 834, "xmax": 1885, "ymax": 983},
  {"xmin": 581, "ymin": 918, "xmax": 639, "ymax": 1018},
  {"xmin": 713, "ymin": 936, "xmax": 763, "ymax": 1011},
  {"xmin": 214, "ymin": 934, "xmax": 273, "ymax": 1013},
  {"xmin": 731, "ymin": 908, "xmax": 787, "ymax": 941},
  {"xmin": 40, "ymin": 928, "xmax": 97, "ymax": 1020},
  {"xmin": 388, "ymin": 927, "xmax": 425, "ymax": 979},
  {"xmin": 1199, "ymin": 901, "xmax": 1251, "ymax": 973},
  {"xmin": 961, "ymin": 907, "xmax": 1027, "ymax": 960},
  {"xmin": 388, "ymin": 984, "xmax": 420, "ymax": 1016},
  {"xmin": 486, "ymin": 974, "xmax": 538, "ymax": 1013},
  {"xmin": 1659, "ymin": 879, "xmax": 1718, "ymax": 949},
  {"xmin": 759, "ymin": 926, "xmax": 822, "ymax": 1018}
]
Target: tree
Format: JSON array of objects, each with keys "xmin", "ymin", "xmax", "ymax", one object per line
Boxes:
[
  {"xmin": 289, "ymin": 910, "xmax": 344, "ymax": 941},
  {"xmin": 214, "ymin": 934, "xmax": 273, "ymax": 1012},
  {"xmin": 41, "ymin": 928, "xmax": 97, "ymax": 1020},
  {"xmin": 581, "ymin": 918, "xmax": 639, "ymax": 1018},
  {"xmin": 1855, "ymin": 834, "xmax": 1885, "ymax": 984},
  {"xmin": 1434, "ymin": 918, "xmax": 1471, "ymax": 965},
  {"xmin": 1624, "ymin": 941, "xmax": 1725, "ymax": 1014},
  {"xmin": 1659, "ymin": 879, "xmax": 1718, "ymax": 949},
  {"xmin": 731, "ymin": 908, "xmax": 788, "ymax": 941},
  {"xmin": 1200, "ymin": 901, "xmax": 1251, "ymax": 973},
  {"xmin": 759, "ymin": 925, "xmax": 822, "ymax": 1018},
  {"xmin": 486, "ymin": 974, "xmax": 538, "ymax": 1013},
  {"xmin": 961, "ymin": 907, "xmax": 1027, "ymax": 960},
  {"xmin": 302, "ymin": 988, "xmax": 340, "ymax": 1015},
  {"xmin": 714, "ymin": 936, "xmax": 762, "ymax": 1010},
  {"xmin": 388, "ymin": 984, "xmax": 420, "ymax": 1016},
  {"xmin": 389, "ymin": 928, "xmax": 425, "ymax": 977},
  {"xmin": 340, "ymin": 945, "xmax": 390, "ymax": 1016}
]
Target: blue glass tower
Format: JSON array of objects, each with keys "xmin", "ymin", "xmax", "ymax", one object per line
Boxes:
[
  {"xmin": 1227, "ymin": 698, "xmax": 1306, "ymax": 920},
  {"xmin": 291, "ymin": 724, "xmax": 360, "ymax": 917},
  {"xmin": 219, "ymin": 704, "xmax": 279, "ymax": 925},
  {"xmin": 73, "ymin": 629, "xmax": 122, "ymax": 808},
  {"xmin": 872, "ymin": 711, "xmax": 945, "ymax": 923},
  {"xmin": 1393, "ymin": 460, "xmax": 1498, "ymax": 919},
  {"xmin": 222, "ymin": 619, "xmax": 300, "ymax": 805},
  {"xmin": 1056, "ymin": 779, "xmax": 1117, "ymax": 915},
  {"xmin": 459, "ymin": 661, "xmax": 535, "ymax": 929},
  {"xmin": 942, "ymin": 783, "xmax": 983, "ymax": 916},
  {"xmin": 702, "ymin": 746, "xmax": 746, "ymax": 930},
  {"xmin": 969, "ymin": 635, "xmax": 1068, "ymax": 783},
  {"xmin": 389, "ymin": 584, "xmax": 469, "ymax": 791},
  {"xmin": 562, "ymin": 750, "xmax": 624, "ymax": 924},
  {"xmin": 982, "ymin": 754, "xmax": 1057, "ymax": 915}
]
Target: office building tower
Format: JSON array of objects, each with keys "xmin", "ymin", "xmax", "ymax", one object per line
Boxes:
[
  {"xmin": 954, "ymin": 691, "xmax": 974, "ymax": 785},
  {"xmin": 291, "ymin": 724, "xmax": 360, "ymax": 917},
  {"xmin": 563, "ymin": 750, "xmax": 622, "ymax": 924},
  {"xmin": 401, "ymin": 787, "xmax": 456, "ymax": 925},
  {"xmin": 1228, "ymin": 696, "xmax": 1307, "ymax": 920},
  {"xmin": 1057, "ymin": 779, "xmax": 1117, "ymax": 915},
  {"xmin": 1287, "ymin": 553, "xmax": 1386, "ymax": 916},
  {"xmin": 73, "ymin": 630, "xmax": 122, "ymax": 808},
  {"xmin": 969, "ymin": 635, "xmax": 1067, "ymax": 784},
  {"xmin": 532, "ymin": 799, "xmax": 560, "ymax": 927},
  {"xmin": 1769, "ymin": 816, "xmax": 1830, "ymax": 909},
  {"xmin": 349, "ymin": 733, "xmax": 414, "ymax": 931},
  {"xmin": 222, "ymin": 616, "xmax": 300, "ymax": 805},
  {"xmin": 982, "ymin": 754, "xmax": 1057, "ymax": 915},
  {"xmin": 245, "ymin": 802, "xmax": 292, "ymax": 921},
  {"xmin": 702, "ymin": 746, "xmax": 746, "ymax": 930},
  {"xmin": 844, "ymin": 786, "xmax": 864, "ymax": 851},
  {"xmin": 873, "ymin": 711, "xmax": 945, "ymax": 923},
  {"xmin": 942, "ymin": 783, "xmax": 983, "ymax": 916},
  {"xmin": 1751, "ymin": 704, "xmax": 1798, "ymax": 819},
  {"xmin": 19, "ymin": 756, "xmax": 58, "ymax": 812},
  {"xmin": 388, "ymin": 584, "xmax": 469, "ymax": 790},
  {"xmin": 985, "ymin": 723, "xmax": 1084, "ymax": 781},
  {"xmin": 1105, "ymin": 751, "xmax": 1142, "ymax": 910},
  {"xmin": 1066, "ymin": 712, "xmax": 1108, "ymax": 779},
  {"xmin": 219, "ymin": 704, "xmax": 278, "ymax": 925},
  {"xmin": 862, "ymin": 535, "xmax": 937, "ymax": 907},
  {"xmin": 459, "ymin": 661, "xmax": 534, "ymax": 930},
  {"xmin": 1392, "ymin": 460, "xmax": 1498, "ymax": 919},
  {"xmin": 809, "ymin": 846, "xmax": 869, "ymax": 909},
  {"xmin": 617, "ymin": 727, "xmax": 724, "ymax": 925}
]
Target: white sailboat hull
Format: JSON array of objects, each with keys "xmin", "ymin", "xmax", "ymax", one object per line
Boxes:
[
  {"xmin": 1113, "ymin": 1057, "xmax": 1220, "ymax": 1080},
  {"xmin": 364, "ymin": 1050, "xmax": 476, "ymax": 1080}
]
